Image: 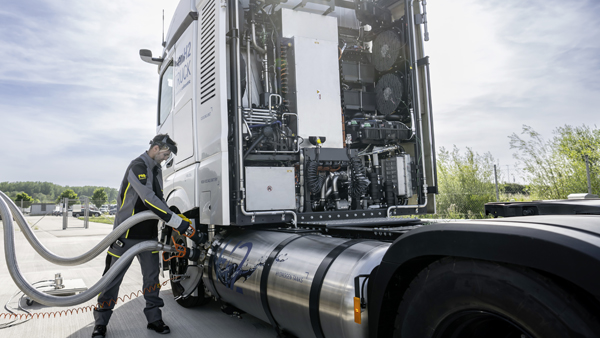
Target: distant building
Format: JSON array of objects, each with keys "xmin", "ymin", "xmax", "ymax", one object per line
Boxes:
[{"xmin": 30, "ymin": 203, "xmax": 57, "ymax": 216}]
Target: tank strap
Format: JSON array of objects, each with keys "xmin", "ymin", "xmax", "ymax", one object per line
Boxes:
[
  {"xmin": 260, "ymin": 234, "xmax": 305, "ymax": 333},
  {"xmin": 309, "ymin": 239, "xmax": 367, "ymax": 338}
]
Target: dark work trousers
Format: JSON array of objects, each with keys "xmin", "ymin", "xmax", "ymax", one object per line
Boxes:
[{"xmin": 93, "ymin": 238, "xmax": 164, "ymax": 326}]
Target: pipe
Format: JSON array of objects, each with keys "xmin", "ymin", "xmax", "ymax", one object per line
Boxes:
[
  {"xmin": 231, "ymin": 0, "xmax": 245, "ymax": 200},
  {"xmin": 387, "ymin": 0, "xmax": 428, "ymax": 216},
  {"xmin": 0, "ymin": 196, "xmax": 176, "ymax": 307},
  {"xmin": 320, "ymin": 174, "xmax": 333, "ymax": 205},
  {"xmin": 247, "ymin": 35, "xmax": 253, "ymax": 117},
  {"xmin": 250, "ymin": 13, "xmax": 266, "ymax": 55},
  {"xmin": 0, "ymin": 191, "xmax": 163, "ymax": 266},
  {"xmin": 234, "ymin": 1, "xmax": 297, "ymax": 227},
  {"xmin": 208, "ymin": 224, "xmax": 215, "ymax": 243},
  {"xmin": 299, "ymin": 149, "xmax": 305, "ymax": 212}
]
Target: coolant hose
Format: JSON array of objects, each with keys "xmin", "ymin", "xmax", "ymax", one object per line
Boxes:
[
  {"xmin": 0, "ymin": 196, "xmax": 177, "ymax": 307},
  {"xmin": 0, "ymin": 191, "xmax": 163, "ymax": 266}
]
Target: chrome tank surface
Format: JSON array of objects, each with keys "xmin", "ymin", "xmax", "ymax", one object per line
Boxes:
[{"xmin": 202, "ymin": 229, "xmax": 390, "ymax": 338}]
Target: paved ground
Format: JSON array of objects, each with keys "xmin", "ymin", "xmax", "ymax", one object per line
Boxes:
[{"xmin": 0, "ymin": 215, "xmax": 276, "ymax": 338}]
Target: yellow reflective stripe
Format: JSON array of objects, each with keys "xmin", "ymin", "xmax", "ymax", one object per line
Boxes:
[
  {"xmin": 151, "ymin": 251, "xmax": 159, "ymax": 254},
  {"xmin": 125, "ymin": 229, "xmax": 130, "ymax": 239},
  {"xmin": 132, "ymin": 207, "xmax": 135, "ymax": 216},
  {"xmin": 120, "ymin": 183, "xmax": 130, "ymax": 208},
  {"xmin": 107, "ymin": 250, "xmax": 121, "ymax": 258},
  {"xmin": 144, "ymin": 199, "xmax": 167, "ymax": 214}
]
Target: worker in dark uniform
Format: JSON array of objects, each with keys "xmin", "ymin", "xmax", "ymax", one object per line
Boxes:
[{"xmin": 92, "ymin": 134, "xmax": 198, "ymax": 338}]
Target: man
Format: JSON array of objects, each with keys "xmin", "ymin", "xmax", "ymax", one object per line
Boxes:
[{"xmin": 92, "ymin": 134, "xmax": 198, "ymax": 338}]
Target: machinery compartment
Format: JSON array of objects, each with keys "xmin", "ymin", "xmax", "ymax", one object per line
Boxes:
[{"xmin": 245, "ymin": 167, "xmax": 296, "ymax": 211}]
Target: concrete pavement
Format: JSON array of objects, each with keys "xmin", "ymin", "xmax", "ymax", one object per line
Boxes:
[{"xmin": 0, "ymin": 215, "xmax": 276, "ymax": 338}]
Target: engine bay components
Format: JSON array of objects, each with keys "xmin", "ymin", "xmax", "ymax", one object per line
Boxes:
[
  {"xmin": 236, "ymin": 0, "xmax": 427, "ymax": 223},
  {"xmin": 375, "ymin": 73, "xmax": 404, "ymax": 116},
  {"xmin": 372, "ymin": 30, "xmax": 403, "ymax": 72}
]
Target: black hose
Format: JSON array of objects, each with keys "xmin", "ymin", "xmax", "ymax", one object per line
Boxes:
[
  {"xmin": 349, "ymin": 156, "xmax": 370, "ymax": 200},
  {"xmin": 307, "ymin": 148, "xmax": 324, "ymax": 195},
  {"xmin": 243, "ymin": 134, "xmax": 266, "ymax": 159}
]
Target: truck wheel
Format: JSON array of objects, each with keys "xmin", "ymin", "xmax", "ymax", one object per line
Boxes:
[
  {"xmin": 393, "ymin": 257, "xmax": 600, "ymax": 338},
  {"xmin": 169, "ymin": 232, "xmax": 211, "ymax": 308}
]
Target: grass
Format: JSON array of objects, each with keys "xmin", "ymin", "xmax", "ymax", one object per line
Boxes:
[{"xmin": 77, "ymin": 215, "xmax": 114, "ymax": 225}]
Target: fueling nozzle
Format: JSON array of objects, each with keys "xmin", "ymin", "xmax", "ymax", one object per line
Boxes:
[{"xmin": 181, "ymin": 246, "xmax": 201, "ymax": 261}]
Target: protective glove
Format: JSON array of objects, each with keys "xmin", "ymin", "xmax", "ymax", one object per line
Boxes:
[
  {"xmin": 166, "ymin": 213, "xmax": 188, "ymax": 230},
  {"xmin": 170, "ymin": 214, "xmax": 206, "ymax": 244}
]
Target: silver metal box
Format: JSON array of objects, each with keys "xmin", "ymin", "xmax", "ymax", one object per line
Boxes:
[
  {"xmin": 396, "ymin": 154, "xmax": 413, "ymax": 198},
  {"xmin": 245, "ymin": 167, "xmax": 296, "ymax": 211},
  {"xmin": 281, "ymin": 8, "xmax": 343, "ymax": 148}
]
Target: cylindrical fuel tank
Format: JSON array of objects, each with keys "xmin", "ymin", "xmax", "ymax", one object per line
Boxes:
[{"xmin": 202, "ymin": 229, "xmax": 390, "ymax": 338}]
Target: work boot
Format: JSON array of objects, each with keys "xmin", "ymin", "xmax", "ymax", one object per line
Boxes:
[
  {"xmin": 91, "ymin": 325, "xmax": 107, "ymax": 338},
  {"xmin": 147, "ymin": 319, "xmax": 171, "ymax": 334}
]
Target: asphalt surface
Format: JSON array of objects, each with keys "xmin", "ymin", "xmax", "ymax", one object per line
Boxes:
[{"xmin": 0, "ymin": 215, "xmax": 277, "ymax": 338}]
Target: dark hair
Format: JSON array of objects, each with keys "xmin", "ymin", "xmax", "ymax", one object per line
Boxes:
[{"xmin": 149, "ymin": 134, "xmax": 178, "ymax": 155}]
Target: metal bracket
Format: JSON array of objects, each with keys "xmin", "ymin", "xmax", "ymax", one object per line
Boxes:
[
  {"xmin": 293, "ymin": 0, "xmax": 336, "ymax": 16},
  {"xmin": 414, "ymin": 13, "xmax": 425, "ymax": 24},
  {"xmin": 416, "ymin": 56, "xmax": 430, "ymax": 67},
  {"xmin": 227, "ymin": 28, "xmax": 239, "ymax": 38},
  {"xmin": 415, "ymin": 0, "xmax": 430, "ymax": 41}
]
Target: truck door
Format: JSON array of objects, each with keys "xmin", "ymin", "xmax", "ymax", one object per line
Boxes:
[
  {"xmin": 157, "ymin": 59, "xmax": 175, "ymax": 192},
  {"xmin": 172, "ymin": 25, "xmax": 196, "ymax": 170}
]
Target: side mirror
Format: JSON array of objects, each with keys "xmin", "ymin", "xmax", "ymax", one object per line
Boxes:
[{"xmin": 139, "ymin": 49, "xmax": 164, "ymax": 65}]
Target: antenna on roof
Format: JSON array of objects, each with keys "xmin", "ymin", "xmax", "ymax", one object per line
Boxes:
[{"xmin": 161, "ymin": 10, "xmax": 166, "ymax": 47}]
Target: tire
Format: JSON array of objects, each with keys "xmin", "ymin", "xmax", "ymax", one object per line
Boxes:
[
  {"xmin": 168, "ymin": 231, "xmax": 211, "ymax": 308},
  {"xmin": 393, "ymin": 257, "xmax": 600, "ymax": 338}
]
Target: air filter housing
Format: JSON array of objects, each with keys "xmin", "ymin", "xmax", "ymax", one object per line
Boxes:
[
  {"xmin": 372, "ymin": 30, "xmax": 403, "ymax": 71},
  {"xmin": 375, "ymin": 73, "xmax": 403, "ymax": 115}
]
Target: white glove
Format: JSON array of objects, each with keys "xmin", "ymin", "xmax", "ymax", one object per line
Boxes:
[{"xmin": 166, "ymin": 213, "xmax": 184, "ymax": 228}]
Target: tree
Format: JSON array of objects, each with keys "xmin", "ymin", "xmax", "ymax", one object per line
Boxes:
[
  {"xmin": 15, "ymin": 192, "xmax": 34, "ymax": 203},
  {"xmin": 509, "ymin": 124, "xmax": 600, "ymax": 199},
  {"xmin": 436, "ymin": 146, "xmax": 497, "ymax": 218},
  {"xmin": 56, "ymin": 189, "xmax": 79, "ymax": 206},
  {"xmin": 14, "ymin": 192, "xmax": 34, "ymax": 211},
  {"xmin": 92, "ymin": 188, "xmax": 108, "ymax": 209}
]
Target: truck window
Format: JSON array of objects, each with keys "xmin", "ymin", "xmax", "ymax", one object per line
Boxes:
[{"xmin": 158, "ymin": 63, "xmax": 173, "ymax": 125}]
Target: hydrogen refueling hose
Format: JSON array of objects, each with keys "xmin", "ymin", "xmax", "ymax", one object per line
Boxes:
[
  {"xmin": 0, "ymin": 191, "xmax": 163, "ymax": 266},
  {"xmin": 0, "ymin": 192, "xmax": 178, "ymax": 307}
]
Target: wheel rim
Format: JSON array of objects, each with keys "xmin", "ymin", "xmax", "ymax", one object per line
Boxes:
[{"xmin": 434, "ymin": 310, "xmax": 533, "ymax": 338}]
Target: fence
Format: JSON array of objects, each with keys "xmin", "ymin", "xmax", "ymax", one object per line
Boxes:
[{"xmin": 10, "ymin": 197, "xmax": 114, "ymax": 229}]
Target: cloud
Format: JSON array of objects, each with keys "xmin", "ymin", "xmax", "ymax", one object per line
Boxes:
[
  {"xmin": 1, "ymin": 0, "xmax": 598, "ymax": 189},
  {"xmin": 427, "ymin": 0, "xmax": 600, "ymax": 181},
  {"xmin": 0, "ymin": 0, "xmax": 178, "ymax": 187}
]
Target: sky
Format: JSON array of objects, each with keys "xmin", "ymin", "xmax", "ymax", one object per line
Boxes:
[{"xmin": 0, "ymin": 0, "xmax": 599, "ymax": 188}]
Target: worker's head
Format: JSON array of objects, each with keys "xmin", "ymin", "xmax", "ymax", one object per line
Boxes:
[{"xmin": 148, "ymin": 134, "xmax": 178, "ymax": 164}]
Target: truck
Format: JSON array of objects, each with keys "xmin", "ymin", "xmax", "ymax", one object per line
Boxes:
[{"xmin": 138, "ymin": 0, "xmax": 600, "ymax": 337}]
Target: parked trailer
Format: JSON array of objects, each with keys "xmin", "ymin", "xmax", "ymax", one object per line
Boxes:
[{"xmin": 137, "ymin": 0, "xmax": 600, "ymax": 336}]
